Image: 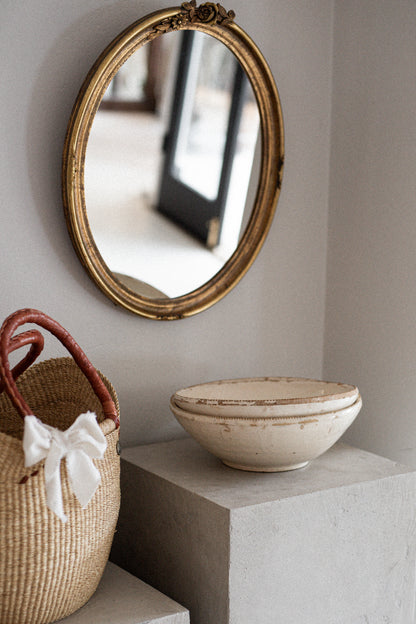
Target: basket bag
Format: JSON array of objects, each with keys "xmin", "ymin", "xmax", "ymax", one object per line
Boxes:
[{"xmin": 0, "ymin": 309, "xmax": 120, "ymax": 624}]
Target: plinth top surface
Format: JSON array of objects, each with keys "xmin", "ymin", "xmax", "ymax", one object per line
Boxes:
[{"xmin": 122, "ymin": 438, "xmax": 415, "ymax": 510}]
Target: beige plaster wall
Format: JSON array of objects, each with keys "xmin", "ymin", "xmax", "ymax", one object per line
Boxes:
[
  {"xmin": 324, "ymin": 0, "xmax": 416, "ymax": 466},
  {"xmin": 1, "ymin": 0, "xmax": 333, "ymax": 447}
]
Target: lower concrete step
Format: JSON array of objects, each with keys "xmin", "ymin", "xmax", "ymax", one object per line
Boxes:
[{"xmin": 61, "ymin": 561, "xmax": 189, "ymax": 624}]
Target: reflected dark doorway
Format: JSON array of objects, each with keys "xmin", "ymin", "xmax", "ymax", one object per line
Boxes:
[{"xmin": 157, "ymin": 31, "xmax": 250, "ymax": 248}]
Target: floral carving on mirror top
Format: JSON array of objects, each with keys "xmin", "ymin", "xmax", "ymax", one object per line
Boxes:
[{"xmin": 148, "ymin": 1, "xmax": 236, "ymax": 40}]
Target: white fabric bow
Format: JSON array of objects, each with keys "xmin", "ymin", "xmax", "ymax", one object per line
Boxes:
[{"xmin": 23, "ymin": 411, "xmax": 107, "ymax": 522}]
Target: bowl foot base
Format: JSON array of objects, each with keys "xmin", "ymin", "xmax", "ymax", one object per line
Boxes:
[{"xmin": 222, "ymin": 460, "xmax": 310, "ymax": 472}]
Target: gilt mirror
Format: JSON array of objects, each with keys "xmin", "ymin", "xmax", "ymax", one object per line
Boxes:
[{"xmin": 62, "ymin": 2, "xmax": 284, "ymax": 319}]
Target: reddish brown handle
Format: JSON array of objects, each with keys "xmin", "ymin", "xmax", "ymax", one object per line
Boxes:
[
  {"xmin": 0, "ymin": 309, "xmax": 119, "ymax": 427},
  {"xmin": 0, "ymin": 330, "xmax": 45, "ymax": 394}
]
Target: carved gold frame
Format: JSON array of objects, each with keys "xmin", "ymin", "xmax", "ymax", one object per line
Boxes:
[{"xmin": 62, "ymin": 2, "xmax": 284, "ymax": 320}]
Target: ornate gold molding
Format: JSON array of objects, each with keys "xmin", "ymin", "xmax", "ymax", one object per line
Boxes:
[
  {"xmin": 183, "ymin": 1, "xmax": 236, "ymax": 25},
  {"xmin": 148, "ymin": 2, "xmax": 235, "ymax": 40}
]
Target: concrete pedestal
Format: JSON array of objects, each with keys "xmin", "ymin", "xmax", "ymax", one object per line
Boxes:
[
  {"xmin": 62, "ymin": 562, "xmax": 189, "ymax": 623},
  {"xmin": 111, "ymin": 438, "xmax": 416, "ymax": 624}
]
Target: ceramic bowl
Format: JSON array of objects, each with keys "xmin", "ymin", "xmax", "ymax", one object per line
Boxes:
[
  {"xmin": 169, "ymin": 394, "xmax": 362, "ymax": 472},
  {"xmin": 173, "ymin": 377, "xmax": 359, "ymax": 418}
]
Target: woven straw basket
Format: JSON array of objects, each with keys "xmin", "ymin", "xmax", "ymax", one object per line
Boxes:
[{"xmin": 0, "ymin": 309, "xmax": 120, "ymax": 624}]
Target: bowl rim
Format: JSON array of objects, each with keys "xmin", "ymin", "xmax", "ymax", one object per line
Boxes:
[
  {"xmin": 173, "ymin": 376, "xmax": 358, "ymax": 407},
  {"xmin": 170, "ymin": 393, "xmax": 363, "ymax": 423}
]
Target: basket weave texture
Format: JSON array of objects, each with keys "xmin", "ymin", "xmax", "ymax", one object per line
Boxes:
[{"xmin": 0, "ymin": 356, "xmax": 120, "ymax": 624}]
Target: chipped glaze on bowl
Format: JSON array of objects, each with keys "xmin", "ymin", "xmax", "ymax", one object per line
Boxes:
[
  {"xmin": 169, "ymin": 394, "xmax": 362, "ymax": 472},
  {"xmin": 174, "ymin": 377, "xmax": 359, "ymax": 418}
]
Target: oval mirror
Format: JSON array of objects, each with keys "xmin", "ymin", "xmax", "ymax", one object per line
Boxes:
[{"xmin": 62, "ymin": 2, "xmax": 284, "ymax": 319}]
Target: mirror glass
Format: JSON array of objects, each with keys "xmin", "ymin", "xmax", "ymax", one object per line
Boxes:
[{"xmin": 84, "ymin": 30, "xmax": 260, "ymax": 298}]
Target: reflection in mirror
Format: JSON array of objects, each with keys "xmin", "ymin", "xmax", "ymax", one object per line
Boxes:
[{"xmin": 85, "ymin": 30, "xmax": 260, "ymax": 298}]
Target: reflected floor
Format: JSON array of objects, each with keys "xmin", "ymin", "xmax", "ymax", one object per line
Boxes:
[{"xmin": 84, "ymin": 110, "xmax": 224, "ymax": 298}]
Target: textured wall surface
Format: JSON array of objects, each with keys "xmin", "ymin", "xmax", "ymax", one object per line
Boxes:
[
  {"xmin": 325, "ymin": 0, "xmax": 416, "ymax": 466},
  {"xmin": 1, "ymin": 0, "xmax": 333, "ymax": 447}
]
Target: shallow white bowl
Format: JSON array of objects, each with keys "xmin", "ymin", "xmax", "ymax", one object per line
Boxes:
[
  {"xmin": 169, "ymin": 394, "xmax": 362, "ymax": 472},
  {"xmin": 174, "ymin": 377, "xmax": 359, "ymax": 418}
]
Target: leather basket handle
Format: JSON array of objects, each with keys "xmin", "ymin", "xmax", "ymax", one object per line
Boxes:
[
  {"xmin": 0, "ymin": 329, "xmax": 45, "ymax": 394},
  {"xmin": 0, "ymin": 309, "xmax": 119, "ymax": 427}
]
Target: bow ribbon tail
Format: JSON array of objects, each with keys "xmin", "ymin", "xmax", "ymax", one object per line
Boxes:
[
  {"xmin": 66, "ymin": 449, "xmax": 102, "ymax": 509},
  {"xmin": 44, "ymin": 440, "xmax": 67, "ymax": 523}
]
